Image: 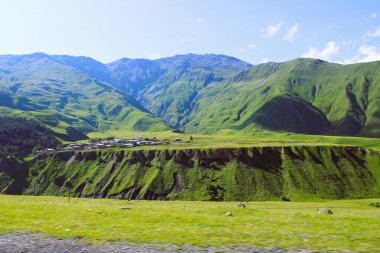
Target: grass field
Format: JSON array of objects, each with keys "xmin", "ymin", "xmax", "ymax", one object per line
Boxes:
[
  {"xmin": 85, "ymin": 129, "xmax": 380, "ymax": 152},
  {"xmin": 1, "ymin": 195, "xmax": 379, "ymax": 251}
]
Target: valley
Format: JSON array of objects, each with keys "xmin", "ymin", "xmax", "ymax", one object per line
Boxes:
[
  {"xmin": 2, "ymin": 1, "xmax": 380, "ymax": 252},
  {"xmin": 0, "ymin": 52, "xmax": 380, "ymax": 252},
  {"xmin": 1, "ymin": 53, "xmax": 380, "ymax": 202}
]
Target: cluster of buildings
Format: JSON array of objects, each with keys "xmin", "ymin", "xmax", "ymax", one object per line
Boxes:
[
  {"xmin": 63, "ymin": 137, "xmax": 170, "ymax": 151},
  {"xmin": 37, "ymin": 136, "xmax": 172, "ymax": 154}
]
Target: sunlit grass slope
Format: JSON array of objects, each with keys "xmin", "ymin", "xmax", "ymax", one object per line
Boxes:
[
  {"xmin": 86, "ymin": 129, "xmax": 380, "ymax": 151},
  {"xmin": 184, "ymin": 59, "xmax": 380, "ymax": 137},
  {"xmin": 0, "ymin": 53, "xmax": 171, "ymax": 141}
]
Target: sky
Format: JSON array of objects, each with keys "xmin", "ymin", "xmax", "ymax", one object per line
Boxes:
[{"xmin": 0, "ymin": 0, "xmax": 380, "ymax": 64}]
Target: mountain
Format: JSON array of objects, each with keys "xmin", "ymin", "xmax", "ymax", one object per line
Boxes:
[
  {"xmin": 0, "ymin": 53, "xmax": 172, "ymax": 141},
  {"xmin": 107, "ymin": 54, "xmax": 252, "ymax": 127},
  {"xmin": 107, "ymin": 55, "xmax": 380, "ymax": 137},
  {"xmin": 182, "ymin": 58, "xmax": 380, "ymax": 137},
  {"xmin": 1, "ymin": 53, "xmax": 380, "ymax": 139}
]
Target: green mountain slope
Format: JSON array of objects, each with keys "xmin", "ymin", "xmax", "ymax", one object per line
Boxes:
[
  {"xmin": 2, "ymin": 53, "xmax": 380, "ymax": 138},
  {"xmin": 183, "ymin": 59, "xmax": 380, "ymax": 137},
  {"xmin": 107, "ymin": 54, "xmax": 252, "ymax": 127},
  {"xmin": 0, "ymin": 53, "xmax": 172, "ymax": 140}
]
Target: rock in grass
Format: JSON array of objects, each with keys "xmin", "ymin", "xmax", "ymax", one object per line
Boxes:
[
  {"xmin": 370, "ymin": 202, "xmax": 380, "ymax": 208},
  {"xmin": 319, "ymin": 208, "xmax": 333, "ymax": 215},
  {"xmin": 236, "ymin": 202, "xmax": 246, "ymax": 208},
  {"xmin": 225, "ymin": 212, "xmax": 233, "ymax": 216}
]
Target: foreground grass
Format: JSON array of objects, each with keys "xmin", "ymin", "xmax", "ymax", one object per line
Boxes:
[{"xmin": 0, "ymin": 195, "xmax": 379, "ymax": 251}]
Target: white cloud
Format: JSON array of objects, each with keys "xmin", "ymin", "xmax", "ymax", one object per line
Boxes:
[
  {"xmin": 367, "ymin": 26, "xmax": 380, "ymax": 37},
  {"xmin": 359, "ymin": 45, "xmax": 380, "ymax": 60},
  {"xmin": 283, "ymin": 24, "xmax": 299, "ymax": 42},
  {"xmin": 303, "ymin": 41, "xmax": 340, "ymax": 60},
  {"xmin": 238, "ymin": 44, "xmax": 256, "ymax": 53},
  {"xmin": 197, "ymin": 17, "xmax": 203, "ymax": 23},
  {"xmin": 371, "ymin": 12, "xmax": 378, "ymax": 18},
  {"xmin": 343, "ymin": 45, "xmax": 380, "ymax": 64},
  {"xmin": 261, "ymin": 58, "xmax": 269, "ymax": 63},
  {"xmin": 262, "ymin": 21, "xmax": 284, "ymax": 37},
  {"xmin": 341, "ymin": 56, "xmax": 360, "ymax": 65}
]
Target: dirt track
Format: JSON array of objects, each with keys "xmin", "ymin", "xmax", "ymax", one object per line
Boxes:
[{"xmin": 0, "ymin": 233, "xmax": 314, "ymax": 253}]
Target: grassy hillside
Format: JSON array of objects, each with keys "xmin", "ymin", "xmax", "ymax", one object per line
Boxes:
[
  {"xmin": 0, "ymin": 53, "xmax": 172, "ymax": 141},
  {"xmin": 84, "ymin": 129, "xmax": 380, "ymax": 152},
  {"xmin": 107, "ymin": 54, "xmax": 252, "ymax": 127},
  {"xmin": 23, "ymin": 146, "xmax": 380, "ymax": 201},
  {"xmin": 184, "ymin": 59, "xmax": 380, "ymax": 136},
  {"xmin": 3, "ymin": 53, "xmax": 380, "ymax": 138}
]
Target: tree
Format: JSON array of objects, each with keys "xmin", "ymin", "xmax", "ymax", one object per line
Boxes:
[{"xmin": 0, "ymin": 117, "xmax": 60, "ymax": 158}]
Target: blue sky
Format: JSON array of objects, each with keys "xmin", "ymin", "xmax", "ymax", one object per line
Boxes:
[{"xmin": 0, "ymin": 0, "xmax": 379, "ymax": 64}]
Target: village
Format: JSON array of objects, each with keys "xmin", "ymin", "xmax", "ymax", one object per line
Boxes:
[{"xmin": 37, "ymin": 136, "xmax": 189, "ymax": 154}]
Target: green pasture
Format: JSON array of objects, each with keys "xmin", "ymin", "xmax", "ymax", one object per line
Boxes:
[
  {"xmin": 1, "ymin": 195, "xmax": 379, "ymax": 251},
  {"xmin": 85, "ymin": 129, "xmax": 380, "ymax": 151}
]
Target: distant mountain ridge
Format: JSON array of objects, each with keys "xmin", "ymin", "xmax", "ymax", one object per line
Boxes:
[
  {"xmin": 182, "ymin": 58, "xmax": 380, "ymax": 136},
  {"xmin": 1, "ymin": 52, "xmax": 380, "ymax": 138},
  {"xmin": 106, "ymin": 55, "xmax": 380, "ymax": 137},
  {"xmin": 107, "ymin": 54, "xmax": 252, "ymax": 126},
  {"xmin": 0, "ymin": 53, "xmax": 172, "ymax": 140}
]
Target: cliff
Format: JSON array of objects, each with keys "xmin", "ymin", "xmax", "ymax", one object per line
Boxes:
[{"xmin": 19, "ymin": 146, "xmax": 380, "ymax": 201}]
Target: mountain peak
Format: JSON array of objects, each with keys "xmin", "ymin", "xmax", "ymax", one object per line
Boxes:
[
  {"xmin": 27, "ymin": 52, "xmax": 49, "ymax": 58},
  {"xmin": 291, "ymin": 57, "xmax": 328, "ymax": 64}
]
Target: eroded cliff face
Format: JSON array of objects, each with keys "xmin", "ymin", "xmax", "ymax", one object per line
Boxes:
[
  {"xmin": 0, "ymin": 157, "xmax": 28, "ymax": 194},
  {"xmin": 22, "ymin": 146, "xmax": 380, "ymax": 201}
]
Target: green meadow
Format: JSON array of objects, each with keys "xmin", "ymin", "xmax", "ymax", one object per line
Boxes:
[
  {"xmin": 85, "ymin": 129, "xmax": 380, "ymax": 152},
  {"xmin": 1, "ymin": 195, "xmax": 379, "ymax": 251}
]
